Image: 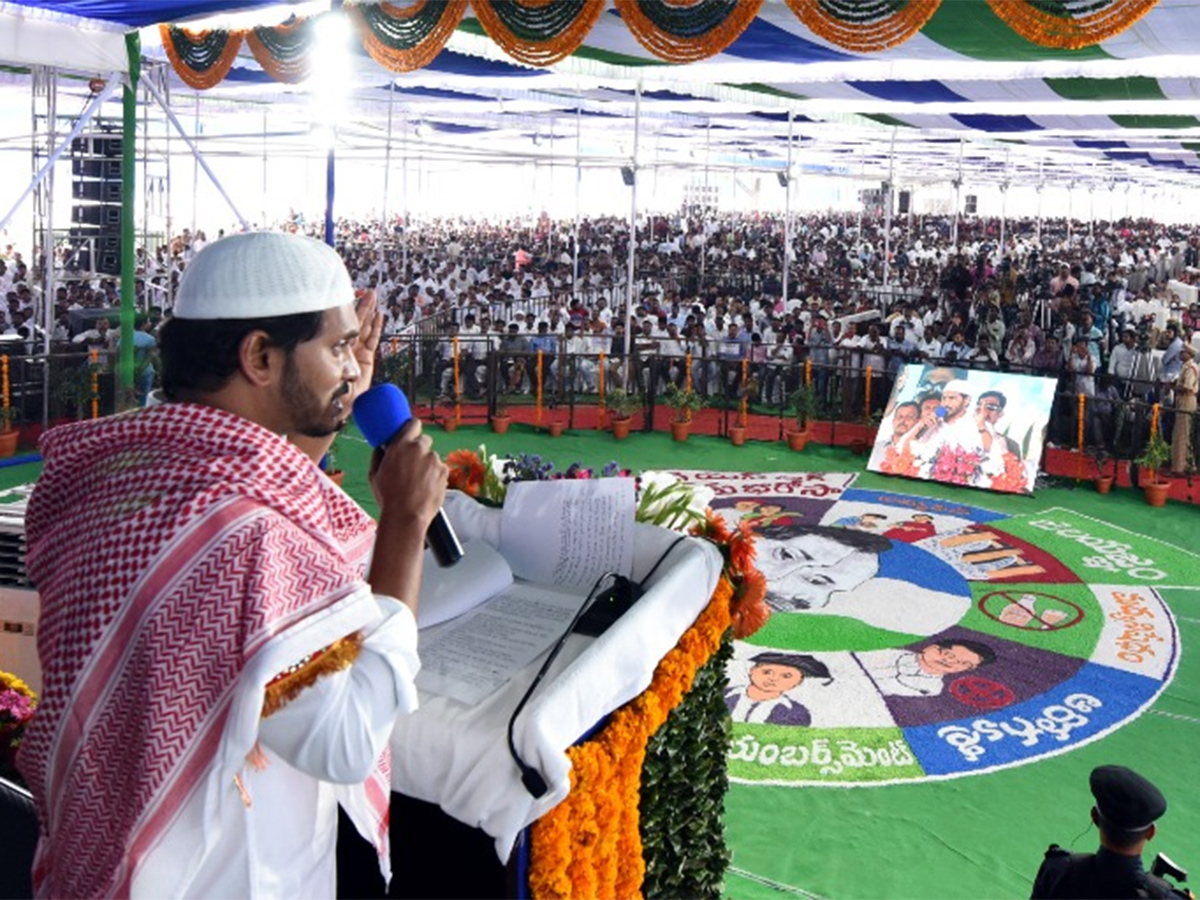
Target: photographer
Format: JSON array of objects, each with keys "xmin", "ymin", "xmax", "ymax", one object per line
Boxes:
[{"xmin": 1031, "ymin": 765, "xmax": 1188, "ymax": 899}]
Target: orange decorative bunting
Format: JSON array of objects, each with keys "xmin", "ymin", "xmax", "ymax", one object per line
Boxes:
[{"xmin": 985, "ymin": 0, "xmax": 1157, "ymax": 50}]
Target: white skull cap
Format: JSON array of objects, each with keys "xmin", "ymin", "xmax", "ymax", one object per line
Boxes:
[{"xmin": 174, "ymin": 231, "xmax": 352, "ymax": 319}]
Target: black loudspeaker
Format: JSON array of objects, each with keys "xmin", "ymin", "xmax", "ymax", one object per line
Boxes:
[
  {"xmin": 620, "ymin": 166, "xmax": 635, "ymax": 186},
  {"xmin": 898, "ymin": 190, "xmax": 911, "ymax": 214},
  {"xmin": 71, "ymin": 204, "xmax": 121, "ymax": 228},
  {"xmin": 70, "ymin": 129, "xmax": 122, "ymax": 274},
  {"xmin": 777, "ymin": 171, "xmax": 789, "ymax": 188},
  {"xmin": 965, "ymin": 194, "xmax": 978, "ymax": 214},
  {"xmin": 72, "ymin": 180, "xmax": 122, "ymax": 203},
  {"xmin": 72, "ymin": 158, "xmax": 122, "ymax": 180}
]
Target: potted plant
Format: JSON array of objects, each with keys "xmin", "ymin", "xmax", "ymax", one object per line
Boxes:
[
  {"xmin": 605, "ymin": 388, "xmax": 643, "ymax": 440},
  {"xmin": 785, "ymin": 382, "xmax": 818, "ymax": 451},
  {"xmin": 491, "ymin": 394, "xmax": 512, "ymax": 435},
  {"xmin": 1134, "ymin": 429, "xmax": 1172, "ymax": 506},
  {"xmin": 662, "ymin": 383, "xmax": 703, "ymax": 442},
  {"xmin": 1089, "ymin": 446, "xmax": 1115, "ymax": 494},
  {"xmin": 729, "ymin": 377, "xmax": 758, "ymax": 446}
]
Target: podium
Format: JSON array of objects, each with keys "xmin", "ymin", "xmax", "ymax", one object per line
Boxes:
[{"xmin": 345, "ymin": 492, "xmax": 723, "ymax": 899}]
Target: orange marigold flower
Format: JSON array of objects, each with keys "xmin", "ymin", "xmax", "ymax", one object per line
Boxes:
[
  {"xmin": 739, "ymin": 568, "xmax": 767, "ymax": 608},
  {"xmin": 445, "ymin": 449, "xmax": 485, "ymax": 497},
  {"xmin": 731, "ymin": 594, "xmax": 770, "ymax": 639},
  {"xmin": 728, "ymin": 531, "xmax": 757, "ymax": 573}
]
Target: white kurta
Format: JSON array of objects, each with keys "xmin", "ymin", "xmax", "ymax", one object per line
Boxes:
[{"xmin": 130, "ymin": 596, "xmax": 420, "ymax": 900}]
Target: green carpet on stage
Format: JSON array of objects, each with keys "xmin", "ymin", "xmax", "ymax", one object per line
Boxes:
[{"xmin": 4, "ymin": 421, "xmax": 1195, "ymax": 900}]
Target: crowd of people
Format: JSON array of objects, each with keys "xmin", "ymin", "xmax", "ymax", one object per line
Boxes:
[{"xmin": 7, "ymin": 205, "xmax": 1200, "ymax": 470}]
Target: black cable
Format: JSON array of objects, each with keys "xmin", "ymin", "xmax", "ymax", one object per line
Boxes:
[
  {"xmin": 508, "ymin": 570, "xmax": 617, "ymax": 798},
  {"xmin": 506, "ymin": 534, "xmax": 694, "ymax": 798}
]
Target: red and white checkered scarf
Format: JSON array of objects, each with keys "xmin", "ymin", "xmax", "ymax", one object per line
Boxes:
[{"xmin": 18, "ymin": 403, "xmax": 391, "ymax": 898}]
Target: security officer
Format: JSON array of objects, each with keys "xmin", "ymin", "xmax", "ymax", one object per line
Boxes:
[{"xmin": 1031, "ymin": 765, "xmax": 1187, "ymax": 899}]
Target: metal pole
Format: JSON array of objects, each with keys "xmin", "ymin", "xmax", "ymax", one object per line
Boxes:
[
  {"xmin": 142, "ymin": 76, "xmax": 250, "ymax": 230},
  {"xmin": 782, "ymin": 111, "xmax": 793, "ymax": 310},
  {"xmin": 951, "ymin": 139, "xmax": 963, "ymax": 247},
  {"xmin": 699, "ymin": 118, "xmax": 710, "ymax": 292},
  {"xmin": 572, "ymin": 103, "xmax": 580, "ymax": 301},
  {"xmin": 0, "ymin": 74, "xmax": 123, "ymax": 236},
  {"xmin": 623, "ymin": 80, "xmax": 641, "ymax": 384},
  {"xmin": 191, "ymin": 93, "xmax": 199, "ymax": 235},
  {"xmin": 1035, "ymin": 160, "xmax": 1043, "ymax": 247},
  {"xmin": 262, "ymin": 107, "xmax": 268, "ymax": 229},
  {"xmin": 883, "ymin": 127, "xmax": 895, "ymax": 290},
  {"xmin": 41, "ymin": 69, "xmax": 56, "ymax": 359},
  {"xmin": 324, "ymin": 144, "xmax": 335, "ymax": 247},
  {"xmin": 380, "ymin": 81, "xmax": 394, "ymax": 277},
  {"xmin": 402, "ymin": 115, "xmax": 408, "ymax": 279},
  {"xmin": 119, "ymin": 32, "xmax": 140, "ymax": 407}
]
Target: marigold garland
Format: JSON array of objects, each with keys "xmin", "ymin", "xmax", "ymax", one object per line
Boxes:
[
  {"xmin": 471, "ymin": 0, "xmax": 606, "ymax": 67},
  {"xmin": 347, "ymin": 0, "xmax": 467, "ymax": 74},
  {"xmin": 246, "ymin": 14, "xmax": 318, "ymax": 84},
  {"xmin": 158, "ymin": 25, "xmax": 244, "ymax": 90},
  {"xmin": 786, "ymin": 0, "xmax": 941, "ymax": 52},
  {"xmin": 528, "ymin": 579, "xmax": 733, "ymax": 899},
  {"xmin": 984, "ymin": 0, "xmax": 1157, "ymax": 50},
  {"xmin": 614, "ymin": 0, "xmax": 764, "ymax": 63}
]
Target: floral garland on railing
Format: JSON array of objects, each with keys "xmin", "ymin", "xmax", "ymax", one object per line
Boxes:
[
  {"xmin": 442, "ymin": 446, "xmax": 765, "ymax": 899},
  {"xmin": 346, "ymin": 0, "xmax": 468, "ymax": 73},
  {"xmin": 785, "ymin": 0, "xmax": 942, "ymax": 52},
  {"xmin": 984, "ymin": 0, "xmax": 1158, "ymax": 50},
  {"xmin": 471, "ymin": 0, "xmax": 606, "ymax": 67},
  {"xmin": 158, "ymin": 25, "xmax": 244, "ymax": 90},
  {"xmin": 614, "ymin": 0, "xmax": 764, "ymax": 64}
]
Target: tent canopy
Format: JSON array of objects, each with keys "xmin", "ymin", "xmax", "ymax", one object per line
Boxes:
[{"xmin": 4, "ymin": 1, "xmax": 1200, "ymax": 192}]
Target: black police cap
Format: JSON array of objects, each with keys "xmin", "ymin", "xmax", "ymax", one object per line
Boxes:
[{"xmin": 1090, "ymin": 765, "xmax": 1166, "ymax": 832}]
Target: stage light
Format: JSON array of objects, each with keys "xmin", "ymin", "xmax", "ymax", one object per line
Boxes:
[{"xmin": 310, "ymin": 11, "xmax": 353, "ymax": 125}]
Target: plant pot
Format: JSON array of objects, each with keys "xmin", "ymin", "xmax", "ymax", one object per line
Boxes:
[
  {"xmin": 785, "ymin": 429, "xmax": 809, "ymax": 452},
  {"xmin": 442, "ymin": 419, "xmax": 458, "ymax": 433},
  {"xmin": 547, "ymin": 421, "xmax": 564, "ymax": 438},
  {"xmin": 611, "ymin": 417, "xmax": 633, "ymax": 440},
  {"xmin": 0, "ymin": 428, "xmax": 18, "ymax": 458},
  {"xmin": 325, "ymin": 469, "xmax": 345, "ymax": 487},
  {"xmin": 1096, "ymin": 474, "xmax": 1115, "ymax": 495},
  {"xmin": 491, "ymin": 414, "xmax": 512, "ymax": 435},
  {"xmin": 729, "ymin": 425, "xmax": 746, "ymax": 446},
  {"xmin": 1143, "ymin": 480, "xmax": 1171, "ymax": 507},
  {"xmin": 848, "ymin": 438, "xmax": 869, "ymax": 456},
  {"xmin": 670, "ymin": 420, "xmax": 690, "ymax": 442}
]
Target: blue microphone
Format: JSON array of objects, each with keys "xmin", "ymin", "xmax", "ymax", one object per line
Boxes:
[{"xmin": 353, "ymin": 384, "xmax": 464, "ymax": 567}]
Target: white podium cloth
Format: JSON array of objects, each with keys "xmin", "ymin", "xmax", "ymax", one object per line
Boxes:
[{"xmin": 388, "ymin": 491, "xmax": 723, "ymax": 861}]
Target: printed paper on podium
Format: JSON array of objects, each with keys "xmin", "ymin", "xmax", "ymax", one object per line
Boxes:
[
  {"xmin": 499, "ymin": 477, "xmax": 635, "ymax": 590},
  {"xmin": 414, "ymin": 478, "xmax": 636, "ymax": 705}
]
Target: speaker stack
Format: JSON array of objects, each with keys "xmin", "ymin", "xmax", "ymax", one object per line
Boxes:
[{"xmin": 69, "ymin": 133, "xmax": 122, "ymax": 275}]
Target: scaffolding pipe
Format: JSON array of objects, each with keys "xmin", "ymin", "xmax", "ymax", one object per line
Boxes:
[
  {"xmin": 782, "ymin": 110, "xmax": 792, "ymax": 310},
  {"xmin": 142, "ymin": 75, "xmax": 250, "ymax": 231},
  {"xmin": 623, "ymin": 80, "xmax": 641, "ymax": 385},
  {"xmin": 0, "ymin": 73, "xmax": 123, "ymax": 237}
]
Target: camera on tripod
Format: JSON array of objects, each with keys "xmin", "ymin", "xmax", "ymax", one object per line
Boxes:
[{"xmin": 1135, "ymin": 315, "xmax": 1155, "ymax": 353}]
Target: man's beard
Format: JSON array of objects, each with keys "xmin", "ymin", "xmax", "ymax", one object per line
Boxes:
[{"xmin": 281, "ymin": 354, "xmax": 350, "ymax": 439}]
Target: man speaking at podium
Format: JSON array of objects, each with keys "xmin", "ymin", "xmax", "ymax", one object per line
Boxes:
[{"xmin": 18, "ymin": 232, "xmax": 447, "ymax": 898}]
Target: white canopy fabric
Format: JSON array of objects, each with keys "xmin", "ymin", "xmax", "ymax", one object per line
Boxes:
[{"xmin": 4, "ymin": 1, "xmax": 1200, "ymax": 197}]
